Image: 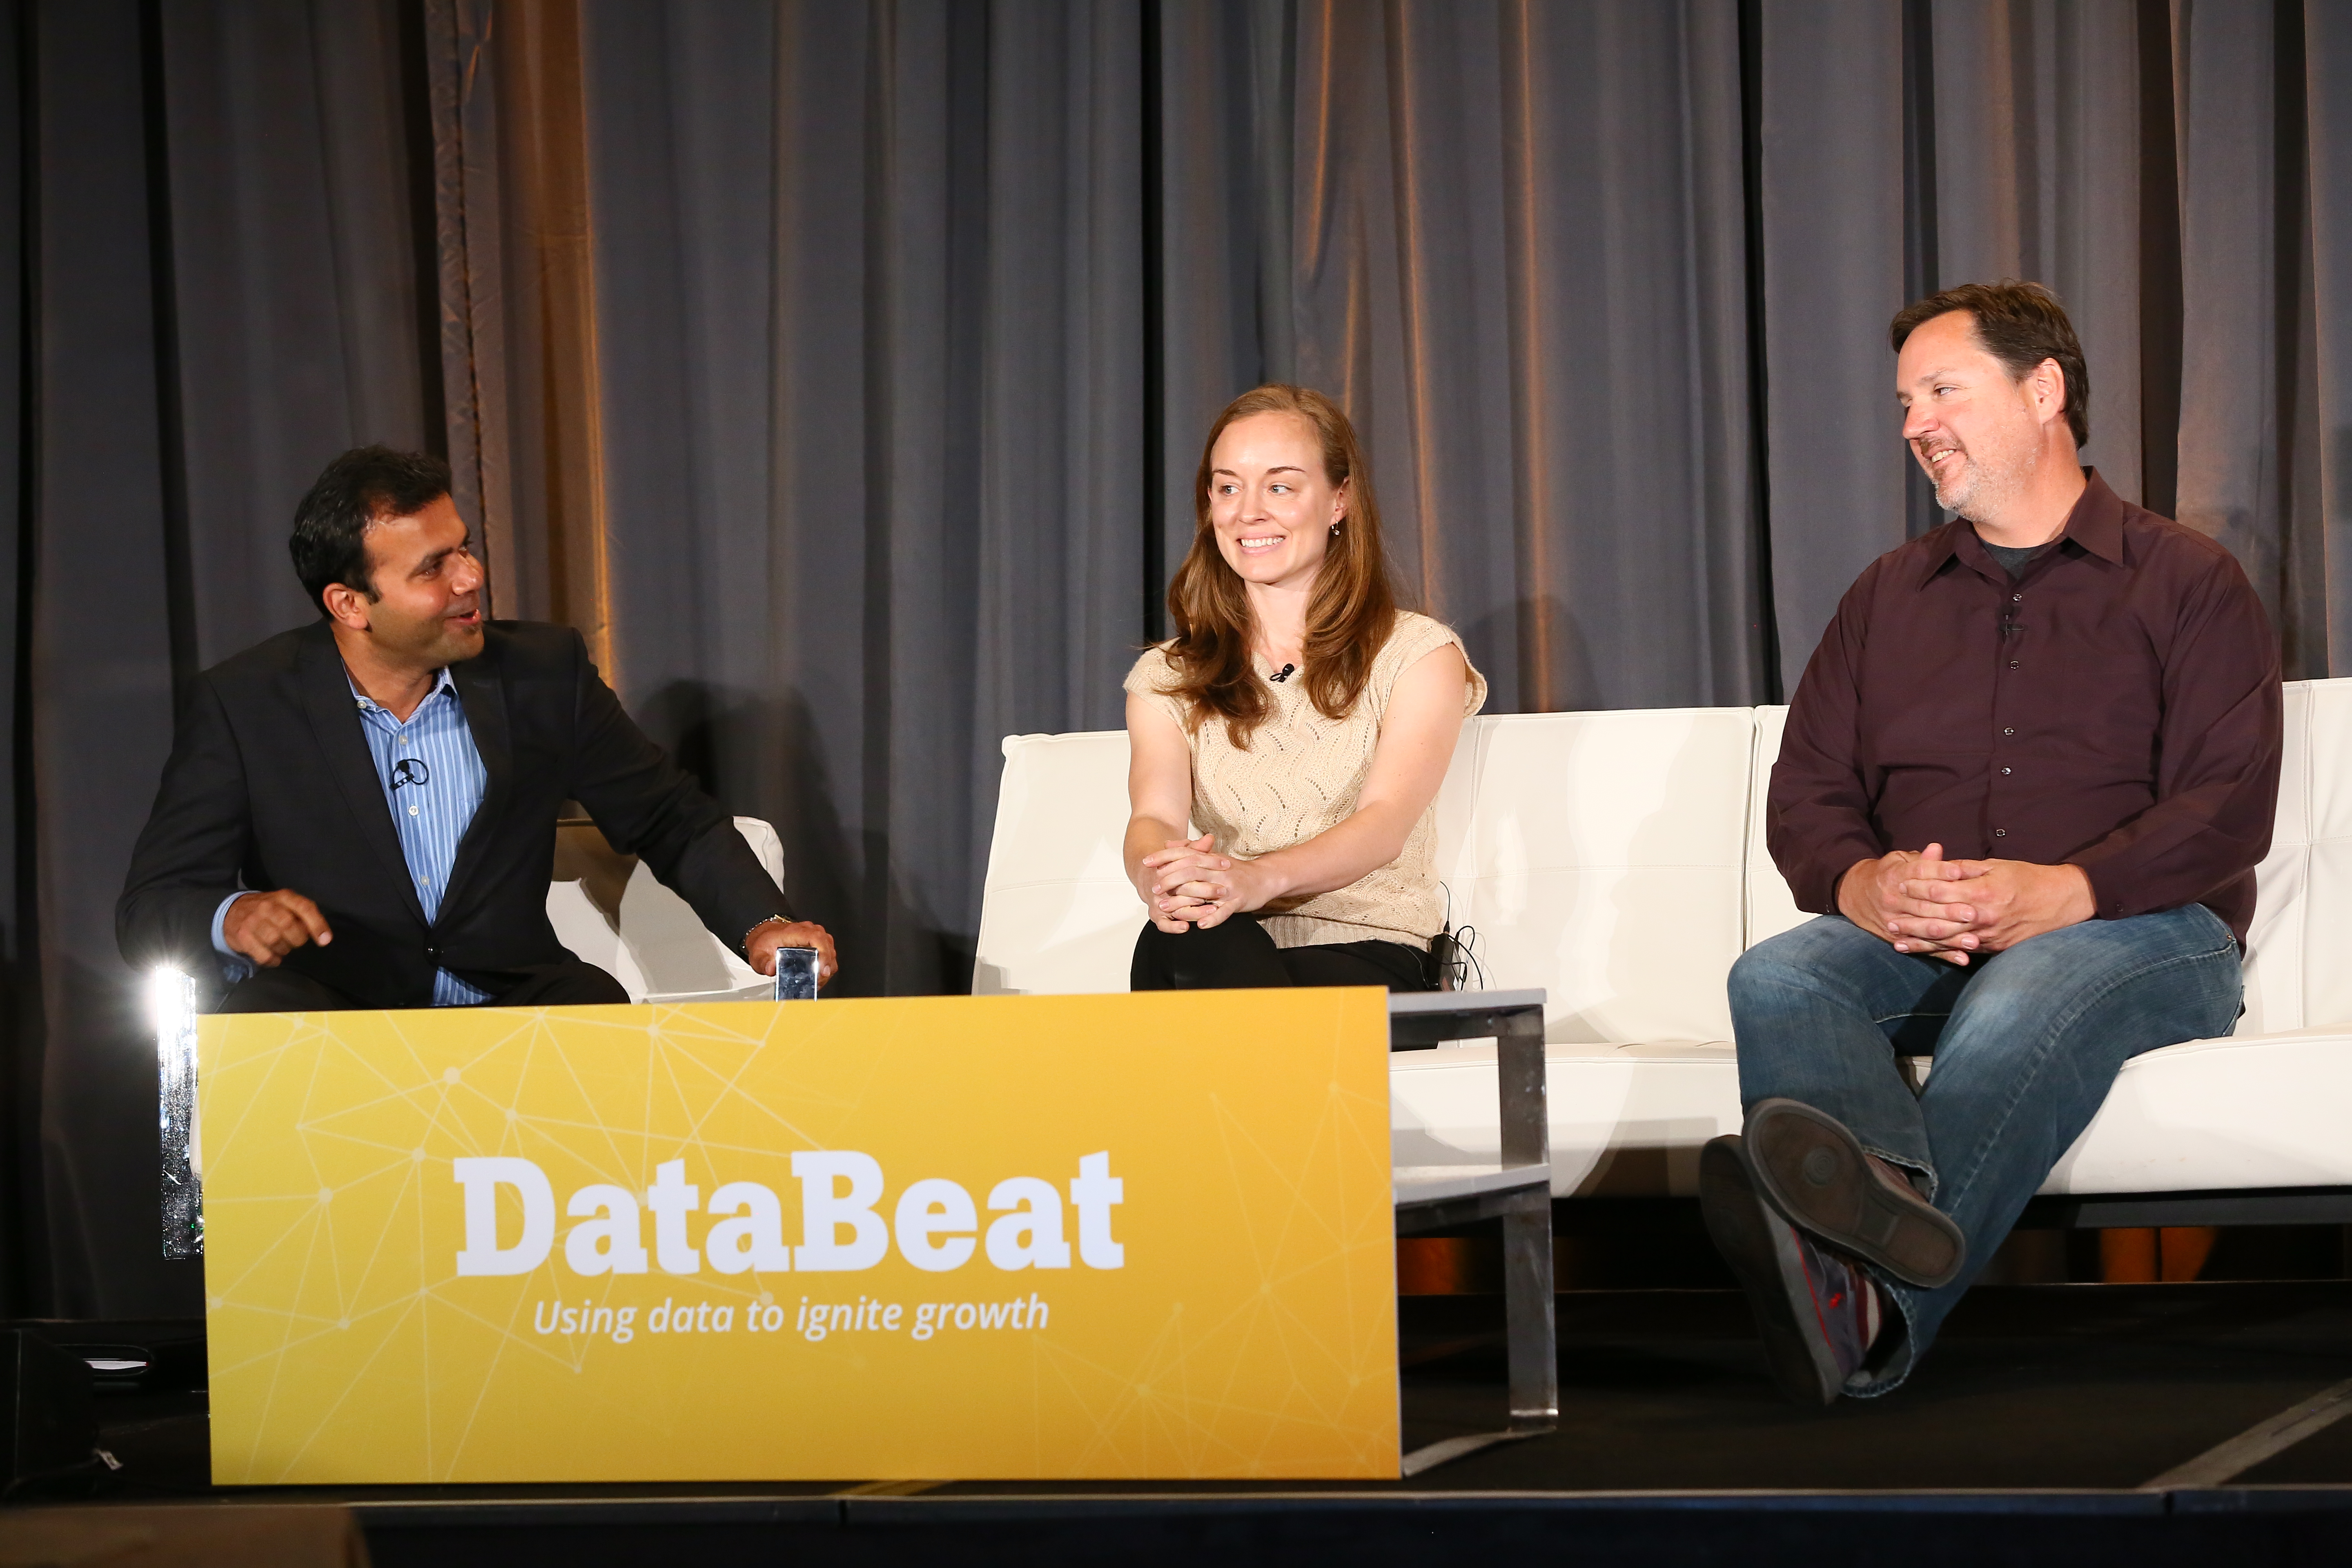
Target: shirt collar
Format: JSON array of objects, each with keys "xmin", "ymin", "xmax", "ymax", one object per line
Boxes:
[
  {"xmin": 1911, "ymin": 466, "xmax": 2126, "ymax": 590},
  {"xmin": 346, "ymin": 665, "xmax": 458, "ymax": 715}
]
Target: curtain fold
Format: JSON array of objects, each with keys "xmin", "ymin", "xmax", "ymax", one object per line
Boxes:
[
  {"xmin": 1927, "ymin": 0, "xmax": 2144, "ymax": 498},
  {"xmin": 971, "ymin": 0, "xmax": 1146, "ymax": 905},
  {"xmin": 581, "ymin": 0, "xmax": 1144, "ymax": 996},
  {"xmin": 17, "ymin": 0, "xmax": 436, "ymax": 1318},
  {"xmin": 1153, "ymin": 0, "xmax": 1294, "ymax": 608},
  {"xmin": 160, "ymin": 0, "xmax": 434, "ymax": 665},
  {"xmin": 0, "ymin": 0, "xmax": 32, "ymax": 1315},
  {"xmin": 1756, "ymin": 0, "xmax": 1909, "ymax": 681},
  {"xmin": 1489, "ymin": 0, "xmax": 1762, "ymax": 711},
  {"xmin": 425, "ymin": 0, "xmax": 613, "ymax": 669},
  {"xmin": 31, "ymin": 0, "xmax": 199, "ymax": 1321},
  {"xmin": 2171, "ymin": 0, "xmax": 2282, "ymax": 626},
  {"xmin": 1165, "ymin": 0, "xmax": 1767, "ymax": 713},
  {"xmin": 2312, "ymin": 0, "xmax": 2352, "ymax": 675},
  {"xmin": 8, "ymin": 0, "xmax": 2352, "ymax": 1315}
]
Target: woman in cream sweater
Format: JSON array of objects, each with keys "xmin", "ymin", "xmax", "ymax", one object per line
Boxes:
[{"xmin": 1123, "ymin": 384, "xmax": 1486, "ymax": 991}]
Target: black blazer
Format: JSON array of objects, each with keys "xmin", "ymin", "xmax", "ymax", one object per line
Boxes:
[{"xmin": 117, "ymin": 620, "xmax": 793, "ymax": 1007}]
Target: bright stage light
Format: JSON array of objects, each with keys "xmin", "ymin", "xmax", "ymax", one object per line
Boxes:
[
  {"xmin": 149, "ymin": 965, "xmax": 195, "ymax": 1038},
  {"xmin": 153, "ymin": 966, "xmax": 203, "ymax": 1258}
]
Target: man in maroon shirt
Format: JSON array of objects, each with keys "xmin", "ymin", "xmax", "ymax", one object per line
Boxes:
[{"xmin": 1701, "ymin": 282, "xmax": 2281, "ymax": 1404}]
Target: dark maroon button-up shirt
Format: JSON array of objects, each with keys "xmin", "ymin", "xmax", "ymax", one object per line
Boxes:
[{"xmin": 1767, "ymin": 470, "xmax": 2282, "ymax": 943}]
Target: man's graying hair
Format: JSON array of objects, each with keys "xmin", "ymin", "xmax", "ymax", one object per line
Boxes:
[{"xmin": 1889, "ymin": 280, "xmax": 2090, "ymax": 449}]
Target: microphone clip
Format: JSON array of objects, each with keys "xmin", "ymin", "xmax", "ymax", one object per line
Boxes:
[{"xmin": 1270, "ymin": 663, "xmax": 1296, "ymax": 684}]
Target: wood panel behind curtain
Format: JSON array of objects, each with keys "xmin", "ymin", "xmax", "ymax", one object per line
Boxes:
[{"xmin": 423, "ymin": 0, "xmax": 612, "ymax": 677}]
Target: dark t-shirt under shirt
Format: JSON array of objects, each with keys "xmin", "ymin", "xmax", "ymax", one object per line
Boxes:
[{"xmin": 1980, "ymin": 537, "xmax": 2056, "ymax": 577}]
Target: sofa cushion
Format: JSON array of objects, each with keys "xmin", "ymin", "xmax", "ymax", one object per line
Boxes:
[
  {"xmin": 543, "ymin": 816, "xmax": 778, "ymax": 1004},
  {"xmin": 1447, "ymin": 709, "xmax": 1753, "ymax": 1044},
  {"xmin": 2043, "ymin": 1026, "xmax": 2352, "ymax": 1194},
  {"xmin": 1392, "ymin": 1040, "xmax": 1741, "ymax": 1198},
  {"xmin": 1744, "ymin": 706, "xmax": 1811, "ymax": 948},
  {"xmin": 1390, "ymin": 1025, "xmax": 2352, "ymax": 1202},
  {"xmin": 2236, "ymin": 679, "xmax": 2352, "ymax": 1036},
  {"xmin": 973, "ymin": 731, "xmax": 1147, "ymax": 996}
]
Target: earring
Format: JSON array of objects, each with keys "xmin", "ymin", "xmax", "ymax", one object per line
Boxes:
[{"xmin": 1329, "ymin": 523, "xmax": 1341, "ymax": 537}]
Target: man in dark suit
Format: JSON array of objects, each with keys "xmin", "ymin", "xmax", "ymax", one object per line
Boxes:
[{"xmin": 118, "ymin": 446, "xmax": 836, "ymax": 1011}]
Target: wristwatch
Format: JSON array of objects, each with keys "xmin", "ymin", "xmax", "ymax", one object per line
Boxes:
[{"xmin": 741, "ymin": 915, "xmax": 795, "ymax": 956}]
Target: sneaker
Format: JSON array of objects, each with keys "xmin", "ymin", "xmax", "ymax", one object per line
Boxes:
[
  {"xmin": 1742, "ymin": 1097, "xmax": 1966, "ymax": 1289},
  {"xmin": 1701, "ymin": 1134, "xmax": 1884, "ymax": 1405}
]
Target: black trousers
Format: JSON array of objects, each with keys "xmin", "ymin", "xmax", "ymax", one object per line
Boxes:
[
  {"xmin": 1130, "ymin": 914, "xmax": 1435, "ymax": 993},
  {"xmin": 218, "ymin": 958, "xmax": 630, "ymax": 1013}
]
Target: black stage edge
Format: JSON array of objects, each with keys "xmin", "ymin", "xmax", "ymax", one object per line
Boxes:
[
  {"xmin": 7, "ymin": 1284, "xmax": 2352, "ymax": 1565},
  {"xmin": 337, "ymin": 1489, "xmax": 2352, "ymax": 1568}
]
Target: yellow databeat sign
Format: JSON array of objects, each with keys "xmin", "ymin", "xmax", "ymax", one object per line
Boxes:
[{"xmin": 198, "ymin": 989, "xmax": 1398, "ymax": 1483}]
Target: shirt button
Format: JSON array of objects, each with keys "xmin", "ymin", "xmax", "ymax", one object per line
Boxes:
[
  {"xmin": 409, "ymin": 805, "xmax": 419, "ymax": 815},
  {"xmin": 2003, "ymin": 727, "xmax": 2015, "ymax": 736},
  {"xmin": 2001, "ymin": 767, "xmax": 2012, "ymax": 775},
  {"xmin": 2008, "ymin": 660, "xmax": 2020, "ymax": 669},
  {"xmin": 2012, "ymin": 593, "xmax": 2022, "ymax": 602},
  {"xmin": 1994, "ymin": 829, "xmax": 2007, "ymax": 837}
]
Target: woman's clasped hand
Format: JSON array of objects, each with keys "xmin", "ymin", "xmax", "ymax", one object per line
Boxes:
[{"xmin": 1137, "ymin": 832, "xmax": 1282, "ymax": 931}]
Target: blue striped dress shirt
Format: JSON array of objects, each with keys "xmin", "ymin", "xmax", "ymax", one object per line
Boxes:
[{"xmin": 211, "ymin": 666, "xmax": 492, "ymax": 1005}]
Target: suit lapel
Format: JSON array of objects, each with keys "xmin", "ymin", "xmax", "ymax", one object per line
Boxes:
[
  {"xmin": 442, "ymin": 640, "xmax": 512, "ymax": 923},
  {"xmin": 296, "ymin": 627, "xmax": 427, "ymax": 926}
]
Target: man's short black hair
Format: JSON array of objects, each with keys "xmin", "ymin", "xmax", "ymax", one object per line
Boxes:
[
  {"xmin": 290, "ymin": 447, "xmax": 454, "ymax": 617},
  {"xmin": 1889, "ymin": 280, "xmax": 2090, "ymax": 449}
]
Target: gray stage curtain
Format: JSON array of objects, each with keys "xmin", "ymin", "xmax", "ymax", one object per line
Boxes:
[
  {"xmin": 4, "ymin": 0, "xmax": 435, "ymax": 1317},
  {"xmin": 5, "ymin": 0, "xmax": 2352, "ymax": 1317},
  {"xmin": 579, "ymin": 0, "xmax": 1146, "ymax": 997},
  {"xmin": 2316, "ymin": 0, "xmax": 2352, "ymax": 675},
  {"xmin": 1271, "ymin": 0, "xmax": 1766, "ymax": 713}
]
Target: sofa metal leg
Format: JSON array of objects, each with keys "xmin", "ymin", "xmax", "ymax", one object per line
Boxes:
[
  {"xmin": 1391, "ymin": 991, "xmax": 1557, "ymax": 1476},
  {"xmin": 1494, "ymin": 1010, "xmax": 1556, "ymax": 1434},
  {"xmin": 1400, "ymin": 1429, "xmax": 1529, "ymax": 1477},
  {"xmin": 1396, "ymin": 1193, "xmax": 1555, "ymax": 1477},
  {"xmin": 1503, "ymin": 1192, "xmax": 1558, "ymax": 1432}
]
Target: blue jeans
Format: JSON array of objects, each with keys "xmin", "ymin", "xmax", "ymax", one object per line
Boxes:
[{"xmin": 1727, "ymin": 907, "xmax": 2242, "ymax": 1394}]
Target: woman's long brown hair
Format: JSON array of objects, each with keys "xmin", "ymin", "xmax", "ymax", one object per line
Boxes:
[{"xmin": 1158, "ymin": 385, "xmax": 1398, "ymax": 748}]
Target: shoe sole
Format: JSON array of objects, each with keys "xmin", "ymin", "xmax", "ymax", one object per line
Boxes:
[
  {"xmin": 1744, "ymin": 1098, "xmax": 1965, "ymax": 1290},
  {"xmin": 1699, "ymin": 1136, "xmax": 1845, "ymax": 1406}
]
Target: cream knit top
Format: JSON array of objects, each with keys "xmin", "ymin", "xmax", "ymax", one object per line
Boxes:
[{"xmin": 1124, "ymin": 610, "xmax": 1487, "ymax": 952}]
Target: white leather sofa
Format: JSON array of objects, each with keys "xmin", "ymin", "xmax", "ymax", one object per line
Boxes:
[
  {"xmin": 545, "ymin": 816, "xmax": 782, "ymax": 1003},
  {"xmin": 973, "ymin": 679, "xmax": 2352, "ymax": 1221}
]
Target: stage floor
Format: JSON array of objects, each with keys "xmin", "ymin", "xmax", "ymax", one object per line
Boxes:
[
  {"xmin": 49, "ymin": 1279, "xmax": 2352, "ymax": 1492},
  {"xmin": 1392, "ymin": 1279, "xmax": 2352, "ymax": 1492},
  {"xmin": 17, "ymin": 1282, "xmax": 2352, "ymax": 1564}
]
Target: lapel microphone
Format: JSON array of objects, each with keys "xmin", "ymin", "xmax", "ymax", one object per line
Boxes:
[{"xmin": 1270, "ymin": 663, "xmax": 1296, "ymax": 683}]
